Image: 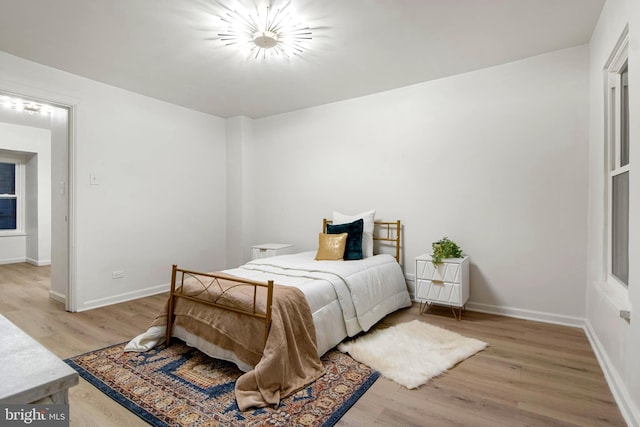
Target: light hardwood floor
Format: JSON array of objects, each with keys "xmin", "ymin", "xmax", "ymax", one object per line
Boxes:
[{"xmin": 0, "ymin": 263, "xmax": 627, "ymax": 427}]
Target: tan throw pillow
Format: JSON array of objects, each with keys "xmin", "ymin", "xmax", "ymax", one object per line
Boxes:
[{"xmin": 315, "ymin": 232, "xmax": 348, "ymax": 261}]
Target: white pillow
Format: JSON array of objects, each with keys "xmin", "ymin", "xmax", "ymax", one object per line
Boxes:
[{"xmin": 333, "ymin": 209, "xmax": 375, "ymax": 257}]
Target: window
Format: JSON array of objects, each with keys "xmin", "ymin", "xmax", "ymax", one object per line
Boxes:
[
  {"xmin": 0, "ymin": 163, "xmax": 17, "ymax": 230},
  {"xmin": 606, "ymin": 29, "xmax": 629, "ymax": 288},
  {"xmin": 0, "ymin": 156, "xmax": 24, "ymax": 234}
]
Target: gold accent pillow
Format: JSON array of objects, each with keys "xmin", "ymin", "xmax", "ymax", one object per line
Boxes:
[{"xmin": 315, "ymin": 232, "xmax": 348, "ymax": 261}]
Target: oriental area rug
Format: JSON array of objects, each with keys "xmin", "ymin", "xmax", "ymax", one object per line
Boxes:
[{"xmin": 65, "ymin": 341, "xmax": 378, "ymax": 427}]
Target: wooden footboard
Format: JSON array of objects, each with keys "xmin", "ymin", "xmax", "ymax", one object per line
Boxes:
[{"xmin": 165, "ymin": 264, "xmax": 274, "ymax": 346}]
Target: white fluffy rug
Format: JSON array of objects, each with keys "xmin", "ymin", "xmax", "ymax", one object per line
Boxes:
[{"xmin": 337, "ymin": 320, "xmax": 487, "ymax": 389}]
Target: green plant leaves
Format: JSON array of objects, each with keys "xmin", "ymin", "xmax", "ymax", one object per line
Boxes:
[{"xmin": 431, "ymin": 237, "xmax": 463, "ymax": 267}]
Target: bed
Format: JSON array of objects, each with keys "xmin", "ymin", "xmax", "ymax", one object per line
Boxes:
[{"xmin": 125, "ymin": 216, "xmax": 411, "ymax": 410}]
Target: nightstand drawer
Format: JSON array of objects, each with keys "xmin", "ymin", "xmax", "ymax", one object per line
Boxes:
[
  {"xmin": 416, "ymin": 279, "xmax": 462, "ymax": 305},
  {"xmin": 415, "ymin": 258, "xmax": 465, "ymax": 284}
]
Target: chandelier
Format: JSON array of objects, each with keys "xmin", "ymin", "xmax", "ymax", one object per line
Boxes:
[
  {"xmin": 217, "ymin": 1, "xmax": 312, "ymax": 59},
  {"xmin": 1, "ymin": 95, "xmax": 52, "ymax": 115}
]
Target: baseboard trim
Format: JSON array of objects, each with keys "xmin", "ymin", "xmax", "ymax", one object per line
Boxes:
[
  {"xmin": 0, "ymin": 257, "xmax": 26, "ymax": 265},
  {"xmin": 464, "ymin": 301, "xmax": 585, "ymax": 328},
  {"xmin": 77, "ymin": 283, "xmax": 170, "ymax": 312},
  {"xmin": 0, "ymin": 257, "xmax": 51, "ymax": 266},
  {"xmin": 406, "ymin": 269, "xmax": 585, "ymax": 328},
  {"xmin": 584, "ymin": 319, "xmax": 640, "ymax": 427},
  {"xmin": 26, "ymin": 258, "xmax": 51, "ymax": 266},
  {"xmin": 49, "ymin": 290, "xmax": 66, "ymax": 304}
]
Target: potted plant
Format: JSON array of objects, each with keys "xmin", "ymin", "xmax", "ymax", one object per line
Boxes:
[{"xmin": 430, "ymin": 237, "xmax": 463, "ymax": 267}]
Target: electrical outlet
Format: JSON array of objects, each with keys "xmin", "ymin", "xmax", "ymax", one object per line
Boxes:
[{"xmin": 112, "ymin": 270, "xmax": 125, "ymax": 279}]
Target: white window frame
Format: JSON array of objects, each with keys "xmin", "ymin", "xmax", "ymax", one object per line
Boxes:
[
  {"xmin": 0, "ymin": 154, "xmax": 26, "ymax": 236},
  {"xmin": 604, "ymin": 27, "xmax": 629, "ymax": 292}
]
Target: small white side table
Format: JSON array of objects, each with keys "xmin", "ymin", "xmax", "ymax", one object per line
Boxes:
[
  {"xmin": 251, "ymin": 243, "xmax": 294, "ymax": 260},
  {"xmin": 415, "ymin": 254, "xmax": 470, "ymax": 320},
  {"xmin": 0, "ymin": 315, "xmax": 79, "ymax": 404}
]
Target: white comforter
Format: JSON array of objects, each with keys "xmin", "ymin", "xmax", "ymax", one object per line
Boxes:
[{"xmin": 125, "ymin": 252, "xmax": 411, "ymax": 369}]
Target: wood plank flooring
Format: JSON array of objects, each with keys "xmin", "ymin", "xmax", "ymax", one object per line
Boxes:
[{"xmin": 0, "ymin": 263, "xmax": 627, "ymax": 426}]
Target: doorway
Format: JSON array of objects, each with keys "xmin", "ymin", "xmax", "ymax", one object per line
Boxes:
[{"xmin": 0, "ymin": 91, "xmax": 72, "ymax": 310}]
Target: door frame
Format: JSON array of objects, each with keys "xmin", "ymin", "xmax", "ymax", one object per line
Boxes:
[{"xmin": 0, "ymin": 82, "xmax": 77, "ymax": 311}]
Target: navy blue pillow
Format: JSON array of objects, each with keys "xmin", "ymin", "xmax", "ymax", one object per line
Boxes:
[{"xmin": 326, "ymin": 219, "xmax": 364, "ymax": 260}]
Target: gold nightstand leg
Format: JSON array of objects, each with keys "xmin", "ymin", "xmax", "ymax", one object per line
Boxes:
[
  {"xmin": 419, "ymin": 301, "xmax": 431, "ymax": 315},
  {"xmin": 451, "ymin": 306, "xmax": 463, "ymax": 320},
  {"xmin": 420, "ymin": 303, "xmax": 464, "ymax": 319}
]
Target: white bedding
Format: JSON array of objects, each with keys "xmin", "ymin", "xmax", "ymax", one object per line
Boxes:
[{"xmin": 125, "ymin": 251, "xmax": 411, "ymax": 370}]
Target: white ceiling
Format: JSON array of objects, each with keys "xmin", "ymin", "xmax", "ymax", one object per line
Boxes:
[{"xmin": 0, "ymin": 0, "xmax": 604, "ymax": 119}]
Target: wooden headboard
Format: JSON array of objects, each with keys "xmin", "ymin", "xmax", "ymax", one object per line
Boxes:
[{"xmin": 322, "ymin": 219, "xmax": 401, "ymax": 263}]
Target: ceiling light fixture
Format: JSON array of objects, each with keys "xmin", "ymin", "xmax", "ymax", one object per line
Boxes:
[
  {"xmin": 217, "ymin": 1, "xmax": 312, "ymax": 59},
  {"xmin": 1, "ymin": 96, "xmax": 52, "ymax": 115}
]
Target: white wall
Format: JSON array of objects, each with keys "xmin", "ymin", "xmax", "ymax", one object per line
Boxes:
[
  {"xmin": 586, "ymin": 0, "xmax": 640, "ymax": 424},
  {"xmin": 0, "ymin": 122, "xmax": 51, "ymax": 265},
  {"xmin": 33, "ymin": 139, "xmax": 51, "ymax": 265},
  {"xmin": 241, "ymin": 46, "xmax": 589, "ymax": 324},
  {"xmin": 0, "ymin": 236, "xmax": 25, "ymax": 264},
  {"xmin": 0, "ymin": 51, "xmax": 227, "ymax": 311},
  {"xmin": 49, "ymin": 106, "xmax": 69, "ymax": 302},
  {"xmin": 225, "ymin": 116, "xmax": 253, "ymax": 268}
]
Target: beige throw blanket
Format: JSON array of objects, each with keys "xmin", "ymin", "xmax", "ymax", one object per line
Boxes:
[{"xmin": 152, "ymin": 274, "xmax": 325, "ymax": 411}]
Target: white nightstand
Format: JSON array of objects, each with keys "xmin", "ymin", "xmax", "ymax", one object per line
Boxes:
[
  {"xmin": 415, "ymin": 254, "xmax": 470, "ymax": 320},
  {"xmin": 251, "ymin": 243, "xmax": 294, "ymax": 260}
]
